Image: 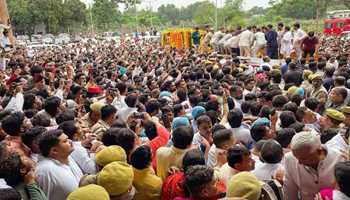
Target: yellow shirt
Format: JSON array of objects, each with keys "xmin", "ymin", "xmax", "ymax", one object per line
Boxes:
[
  {"xmin": 133, "ymin": 167, "xmax": 162, "ymax": 200},
  {"xmin": 156, "ymin": 146, "xmax": 188, "ymax": 181}
]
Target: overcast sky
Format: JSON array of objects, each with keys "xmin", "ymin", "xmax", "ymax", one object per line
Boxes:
[{"xmin": 82, "ymin": 0, "xmax": 269, "ymax": 10}]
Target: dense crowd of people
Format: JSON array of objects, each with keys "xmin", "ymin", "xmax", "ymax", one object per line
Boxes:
[{"xmin": 0, "ymin": 22, "xmax": 349, "ymax": 200}]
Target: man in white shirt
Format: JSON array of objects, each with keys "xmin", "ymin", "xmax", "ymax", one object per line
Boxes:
[
  {"xmin": 292, "ymin": 23, "xmax": 307, "ymax": 60},
  {"xmin": 280, "ymin": 26, "xmax": 293, "ymax": 58},
  {"xmin": 192, "ymin": 115, "xmax": 213, "ymax": 162},
  {"xmin": 326, "ymin": 106, "xmax": 350, "ymax": 154},
  {"xmin": 326, "ymin": 57, "xmax": 339, "ymax": 69},
  {"xmin": 112, "ymin": 82, "xmax": 128, "ymax": 110},
  {"xmin": 116, "ymin": 93, "xmax": 138, "ymax": 122},
  {"xmin": 58, "ymin": 121, "xmax": 97, "ymax": 174},
  {"xmin": 284, "ymin": 131, "xmax": 346, "ymax": 200},
  {"xmin": 253, "ymin": 139, "xmax": 284, "ymax": 181},
  {"xmin": 252, "ymin": 28, "xmax": 267, "ymax": 57},
  {"xmin": 225, "ymin": 109, "xmax": 254, "ymax": 148},
  {"xmin": 210, "ymin": 28, "xmax": 225, "ymax": 52},
  {"xmin": 277, "ymin": 22, "xmax": 285, "ymax": 57},
  {"xmin": 4, "ymin": 84, "xmax": 24, "ymax": 112},
  {"xmin": 238, "ymin": 26, "xmax": 254, "ymax": 57},
  {"xmin": 207, "ymin": 129, "xmax": 236, "ymax": 168},
  {"xmin": 36, "ymin": 129, "xmax": 83, "ymax": 200},
  {"xmin": 219, "ymin": 145, "xmax": 255, "ymax": 185},
  {"xmin": 225, "ymin": 34, "xmax": 240, "ymax": 56},
  {"xmin": 218, "ymin": 31, "xmax": 232, "ymax": 54}
]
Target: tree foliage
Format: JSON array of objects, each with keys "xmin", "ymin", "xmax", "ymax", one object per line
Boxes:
[
  {"xmin": 91, "ymin": 0, "xmax": 121, "ymax": 30},
  {"xmin": 6, "ymin": 0, "xmax": 350, "ymax": 34},
  {"xmin": 8, "ymin": 0, "xmax": 87, "ymax": 34},
  {"xmin": 157, "ymin": 4, "xmax": 180, "ymax": 26}
]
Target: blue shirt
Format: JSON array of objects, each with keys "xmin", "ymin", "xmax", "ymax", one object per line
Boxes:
[{"xmin": 192, "ymin": 31, "xmax": 200, "ymax": 45}]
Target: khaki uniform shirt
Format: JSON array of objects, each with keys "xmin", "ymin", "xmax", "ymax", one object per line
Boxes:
[{"xmin": 91, "ymin": 119, "xmax": 110, "ymax": 140}]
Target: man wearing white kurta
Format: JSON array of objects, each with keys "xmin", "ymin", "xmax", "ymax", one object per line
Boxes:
[
  {"xmin": 284, "ymin": 131, "xmax": 345, "ymax": 200},
  {"xmin": 225, "ymin": 34, "xmax": 240, "ymax": 55},
  {"xmin": 36, "ymin": 130, "xmax": 83, "ymax": 200},
  {"xmin": 280, "ymin": 27, "xmax": 293, "ymax": 58},
  {"xmin": 210, "ymin": 28, "xmax": 225, "ymax": 52},
  {"xmin": 292, "ymin": 23, "xmax": 307, "ymax": 60},
  {"xmin": 238, "ymin": 27, "xmax": 254, "ymax": 57},
  {"xmin": 252, "ymin": 29, "xmax": 267, "ymax": 57},
  {"xmin": 218, "ymin": 32, "xmax": 232, "ymax": 54}
]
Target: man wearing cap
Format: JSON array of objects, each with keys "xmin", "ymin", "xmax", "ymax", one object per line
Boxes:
[
  {"xmin": 284, "ymin": 131, "xmax": 345, "ymax": 200},
  {"xmin": 79, "ymin": 102, "xmax": 105, "ymax": 130},
  {"xmin": 87, "ymin": 86, "xmax": 103, "ymax": 98},
  {"xmin": 326, "ymin": 106, "xmax": 350, "ymax": 154},
  {"xmin": 310, "ymin": 73, "xmax": 328, "ymax": 105},
  {"xmin": 97, "ymin": 161, "xmax": 135, "ymax": 200},
  {"xmin": 319, "ymin": 109, "xmax": 345, "ymax": 144},
  {"xmin": 341, "ymin": 106, "xmax": 350, "ymax": 127},
  {"xmin": 67, "ymin": 184, "xmax": 110, "ymax": 200},
  {"xmin": 301, "ymin": 70, "xmax": 313, "ymax": 97},
  {"xmin": 227, "ymin": 172, "xmax": 262, "ymax": 199}
]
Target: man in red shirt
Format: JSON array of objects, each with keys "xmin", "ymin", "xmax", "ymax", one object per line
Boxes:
[
  {"xmin": 301, "ymin": 31, "xmax": 319, "ymax": 59},
  {"xmin": 143, "ymin": 113, "xmax": 171, "ymax": 170}
]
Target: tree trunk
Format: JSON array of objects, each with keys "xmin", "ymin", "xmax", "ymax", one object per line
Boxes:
[{"xmin": 0, "ymin": 0, "xmax": 15, "ymax": 44}]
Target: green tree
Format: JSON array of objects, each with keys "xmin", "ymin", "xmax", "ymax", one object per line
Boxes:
[
  {"xmin": 136, "ymin": 10, "xmax": 162, "ymax": 28},
  {"xmin": 112, "ymin": 0, "xmax": 141, "ymax": 9},
  {"xmin": 157, "ymin": 4, "xmax": 180, "ymax": 26},
  {"xmin": 267, "ymin": 0, "xmax": 317, "ymax": 19},
  {"xmin": 219, "ymin": 0, "xmax": 246, "ymax": 27},
  {"xmin": 8, "ymin": 0, "xmax": 88, "ymax": 34},
  {"xmin": 92, "ymin": 0, "xmax": 121, "ymax": 31},
  {"xmin": 7, "ymin": 0, "xmax": 32, "ymax": 34},
  {"xmin": 61, "ymin": 0, "xmax": 87, "ymax": 32},
  {"xmin": 192, "ymin": 1, "xmax": 216, "ymax": 26},
  {"xmin": 249, "ymin": 6, "xmax": 266, "ymax": 16}
]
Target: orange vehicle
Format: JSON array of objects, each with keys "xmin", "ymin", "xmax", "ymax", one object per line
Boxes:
[{"xmin": 324, "ymin": 18, "xmax": 350, "ymax": 35}]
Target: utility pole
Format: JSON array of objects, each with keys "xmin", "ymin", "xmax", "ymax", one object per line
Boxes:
[{"xmin": 0, "ymin": 0, "xmax": 15, "ymax": 44}]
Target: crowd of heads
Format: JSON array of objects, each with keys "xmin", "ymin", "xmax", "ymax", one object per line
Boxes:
[{"xmin": 0, "ymin": 23, "xmax": 349, "ymax": 200}]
